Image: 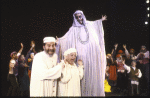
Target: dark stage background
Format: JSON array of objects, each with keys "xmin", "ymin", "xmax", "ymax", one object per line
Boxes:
[{"xmin": 1, "ymin": 0, "xmax": 149, "ymax": 96}]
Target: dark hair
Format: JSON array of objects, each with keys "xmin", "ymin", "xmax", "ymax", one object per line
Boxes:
[{"xmin": 43, "ymin": 43, "xmax": 46, "ymax": 46}]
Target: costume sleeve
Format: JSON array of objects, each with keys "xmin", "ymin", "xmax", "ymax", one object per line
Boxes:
[
  {"xmin": 123, "ymin": 64, "xmax": 131, "ymax": 73},
  {"xmin": 31, "ymin": 55, "xmax": 62, "ymax": 80},
  {"xmin": 9, "ymin": 60, "xmax": 16, "ymax": 67},
  {"xmin": 60, "ymin": 65, "xmax": 72, "ymax": 84},
  {"xmin": 25, "ymin": 50, "xmax": 32, "ymax": 62},
  {"xmin": 135, "ymin": 53, "xmax": 140, "ymax": 60},
  {"xmin": 17, "ymin": 53, "xmax": 21, "ymax": 57},
  {"xmin": 144, "ymin": 51, "xmax": 149, "ymax": 58},
  {"xmin": 10, "ymin": 60, "xmax": 16, "ymax": 64},
  {"xmin": 112, "ymin": 47, "xmax": 117, "ymax": 61},
  {"xmin": 137, "ymin": 69, "xmax": 142, "ymax": 78},
  {"xmin": 125, "ymin": 49, "xmax": 130, "ymax": 58},
  {"xmin": 78, "ymin": 65, "xmax": 84, "ymax": 79}
]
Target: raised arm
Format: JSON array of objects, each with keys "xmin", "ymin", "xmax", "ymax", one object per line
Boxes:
[
  {"xmin": 18, "ymin": 43, "xmax": 23, "ymax": 55},
  {"xmin": 111, "ymin": 43, "xmax": 118, "ymax": 62},
  {"xmin": 25, "ymin": 44, "xmax": 35, "ymax": 62},
  {"xmin": 123, "ymin": 44, "xmax": 130, "ymax": 59},
  {"xmin": 122, "ymin": 60, "xmax": 131, "ymax": 73}
]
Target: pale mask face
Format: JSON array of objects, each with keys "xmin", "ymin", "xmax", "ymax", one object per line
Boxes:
[
  {"xmin": 66, "ymin": 52, "xmax": 76, "ymax": 65},
  {"xmin": 75, "ymin": 13, "xmax": 83, "ymax": 24},
  {"xmin": 43, "ymin": 42, "xmax": 56, "ymax": 55}
]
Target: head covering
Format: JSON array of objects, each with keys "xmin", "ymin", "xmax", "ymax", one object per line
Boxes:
[
  {"xmin": 130, "ymin": 48, "xmax": 135, "ymax": 51},
  {"xmin": 43, "ymin": 37, "xmax": 56, "ymax": 43},
  {"xmin": 10, "ymin": 51, "xmax": 17, "ymax": 57},
  {"xmin": 141, "ymin": 45, "xmax": 146, "ymax": 49},
  {"xmin": 116, "ymin": 54, "xmax": 121, "ymax": 58},
  {"xmin": 118, "ymin": 50, "xmax": 123, "ymax": 54},
  {"xmin": 106, "ymin": 54, "xmax": 111, "ymax": 57},
  {"xmin": 63, "ymin": 50, "xmax": 68, "ymax": 58},
  {"xmin": 64, "ymin": 48, "xmax": 77, "ymax": 56},
  {"xmin": 72, "ymin": 10, "xmax": 86, "ymax": 27},
  {"xmin": 30, "ymin": 52, "xmax": 34, "ymax": 55}
]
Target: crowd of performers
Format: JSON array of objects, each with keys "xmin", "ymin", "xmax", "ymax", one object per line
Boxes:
[
  {"xmin": 7, "ymin": 41, "xmax": 36, "ymax": 96},
  {"xmin": 6, "ymin": 10, "xmax": 149, "ymax": 96},
  {"xmin": 7, "ymin": 38, "xmax": 149, "ymax": 96},
  {"xmin": 105, "ymin": 43, "xmax": 149, "ymax": 96}
]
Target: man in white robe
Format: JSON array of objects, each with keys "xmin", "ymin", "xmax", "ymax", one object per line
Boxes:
[
  {"xmin": 58, "ymin": 10, "xmax": 107, "ymax": 96},
  {"xmin": 30, "ymin": 37, "xmax": 65, "ymax": 97},
  {"xmin": 58, "ymin": 48, "xmax": 84, "ymax": 96}
]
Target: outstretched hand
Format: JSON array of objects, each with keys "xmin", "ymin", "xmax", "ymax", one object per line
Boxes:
[
  {"xmin": 135, "ymin": 72, "xmax": 139, "ymax": 76},
  {"xmin": 123, "ymin": 44, "xmax": 126, "ymax": 49},
  {"xmin": 102, "ymin": 15, "xmax": 107, "ymax": 21},
  {"xmin": 21, "ymin": 43, "xmax": 23, "ymax": 48}
]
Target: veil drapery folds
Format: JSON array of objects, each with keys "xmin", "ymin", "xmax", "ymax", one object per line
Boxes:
[{"xmin": 58, "ymin": 10, "xmax": 106, "ymax": 96}]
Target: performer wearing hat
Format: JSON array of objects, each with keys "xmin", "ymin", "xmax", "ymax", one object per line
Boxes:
[
  {"xmin": 7, "ymin": 43, "xmax": 23, "ymax": 96},
  {"xmin": 30, "ymin": 37, "xmax": 65, "ymax": 97},
  {"xmin": 116, "ymin": 54, "xmax": 127, "ymax": 92},
  {"xmin": 122, "ymin": 60, "xmax": 142, "ymax": 96},
  {"xmin": 123, "ymin": 44, "xmax": 137, "ymax": 66},
  {"xmin": 57, "ymin": 48, "xmax": 84, "ymax": 96},
  {"xmin": 136, "ymin": 45, "xmax": 149, "ymax": 95}
]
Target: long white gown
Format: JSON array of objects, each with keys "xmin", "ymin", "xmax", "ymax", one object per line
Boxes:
[
  {"xmin": 57, "ymin": 61, "xmax": 84, "ymax": 96},
  {"xmin": 58, "ymin": 10, "xmax": 106, "ymax": 96},
  {"xmin": 30, "ymin": 51, "xmax": 62, "ymax": 97}
]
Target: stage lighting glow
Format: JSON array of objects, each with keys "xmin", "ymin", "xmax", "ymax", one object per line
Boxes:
[
  {"xmin": 147, "ymin": 7, "xmax": 149, "ymax": 10},
  {"xmin": 146, "ymin": 0, "xmax": 149, "ymax": 3},
  {"xmin": 148, "ymin": 14, "xmax": 149, "ymax": 17},
  {"xmin": 145, "ymin": 21, "xmax": 148, "ymax": 24}
]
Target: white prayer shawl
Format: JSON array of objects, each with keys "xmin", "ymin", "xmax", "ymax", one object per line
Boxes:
[
  {"xmin": 30, "ymin": 51, "xmax": 62, "ymax": 97},
  {"xmin": 58, "ymin": 61, "xmax": 83, "ymax": 96},
  {"xmin": 58, "ymin": 10, "xmax": 106, "ymax": 96}
]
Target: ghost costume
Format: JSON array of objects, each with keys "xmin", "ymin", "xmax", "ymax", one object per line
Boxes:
[
  {"xmin": 58, "ymin": 10, "xmax": 106, "ymax": 96},
  {"xmin": 30, "ymin": 37, "xmax": 63, "ymax": 97},
  {"xmin": 57, "ymin": 48, "xmax": 84, "ymax": 96}
]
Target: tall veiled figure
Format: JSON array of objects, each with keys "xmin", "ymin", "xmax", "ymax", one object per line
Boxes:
[{"xmin": 58, "ymin": 10, "xmax": 107, "ymax": 96}]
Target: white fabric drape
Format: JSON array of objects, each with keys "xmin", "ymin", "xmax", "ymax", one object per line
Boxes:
[{"xmin": 58, "ymin": 10, "xmax": 106, "ymax": 96}]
